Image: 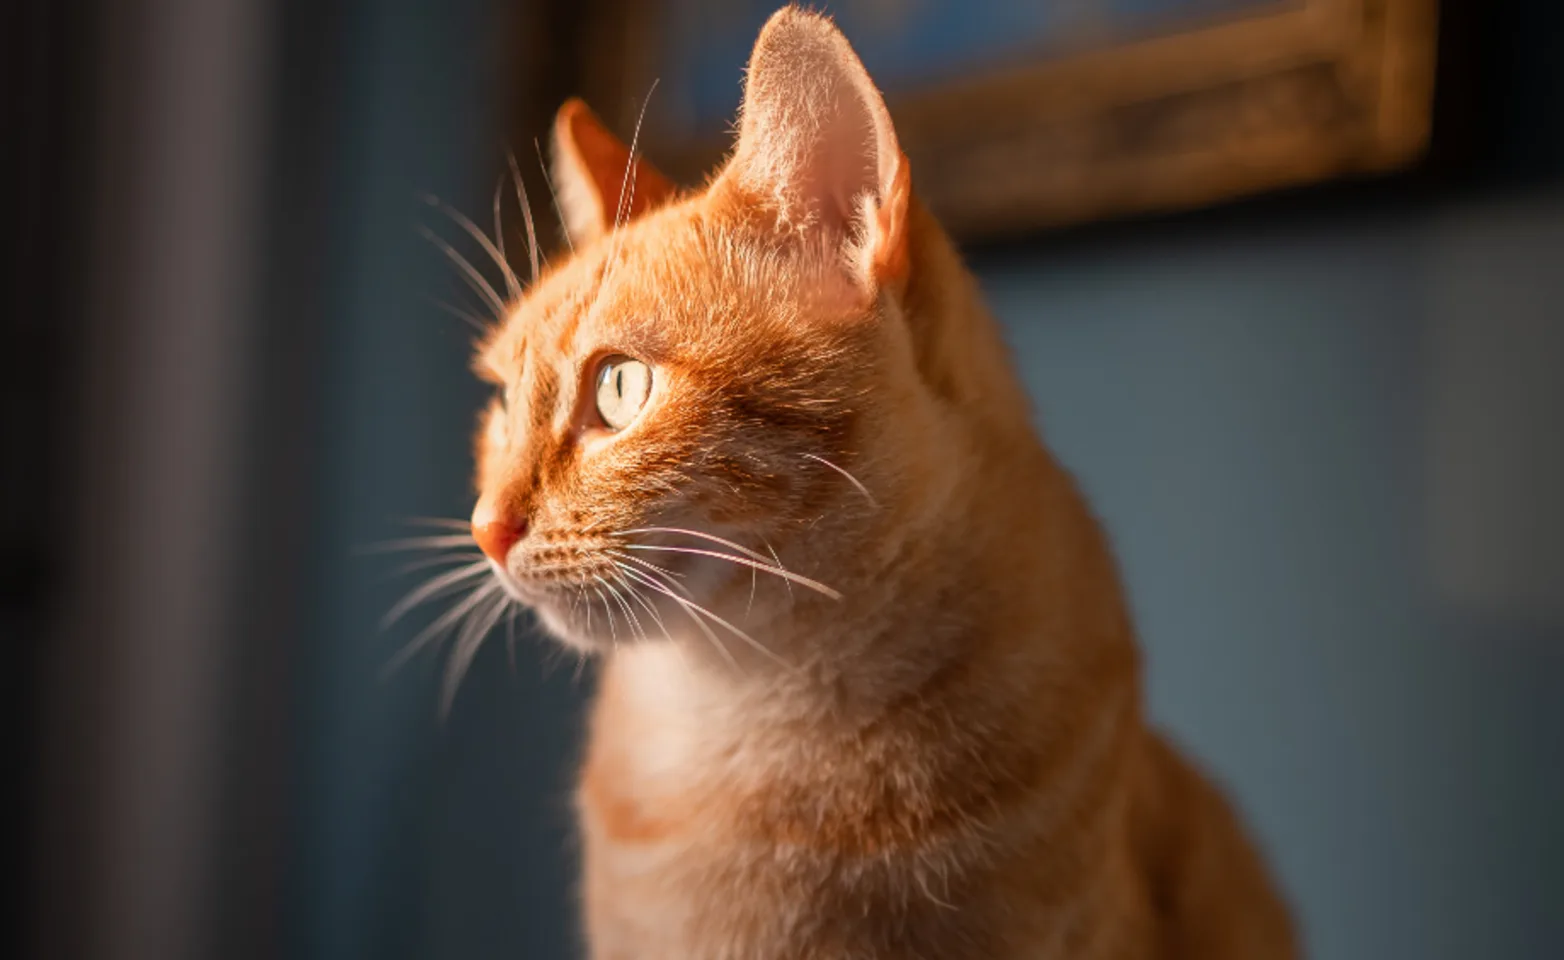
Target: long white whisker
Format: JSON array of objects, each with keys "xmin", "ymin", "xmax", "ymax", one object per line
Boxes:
[
  {"xmin": 612, "ymin": 568, "xmax": 666, "ymax": 632},
  {"xmin": 616, "ymin": 570, "xmax": 693, "ymax": 671},
  {"xmin": 492, "ymin": 174, "xmax": 508, "ymax": 288},
  {"xmin": 803, "ymin": 453, "xmax": 878, "ymax": 508},
  {"xmin": 640, "ymin": 557, "xmax": 686, "ymax": 579},
  {"xmin": 615, "ymin": 556, "xmax": 685, "ymax": 599},
  {"xmin": 505, "ymin": 602, "xmax": 520, "ymax": 673},
  {"xmin": 393, "ymin": 551, "xmax": 484, "ymax": 576},
  {"xmin": 382, "ymin": 580, "xmax": 501, "ymax": 678},
  {"xmin": 507, "ymin": 151, "xmax": 542, "ymax": 284},
  {"xmin": 746, "ymin": 558, "xmax": 757, "ymax": 617},
  {"xmin": 623, "ymin": 545, "xmax": 840, "ymax": 600},
  {"xmin": 592, "ymin": 581, "xmax": 619, "ymax": 643},
  {"xmin": 619, "ymin": 566, "xmax": 737, "ymax": 670},
  {"xmin": 611, "ymin": 79, "xmax": 659, "ymax": 235},
  {"xmin": 620, "ymin": 566, "xmax": 789, "ymax": 670},
  {"xmin": 598, "ymin": 80, "xmax": 660, "ymax": 293},
  {"xmin": 441, "ymin": 590, "xmax": 511, "ymax": 714},
  {"xmin": 762, "ymin": 538, "xmax": 794, "ymax": 602},
  {"xmin": 394, "ymin": 516, "xmax": 474, "ymax": 531},
  {"xmin": 535, "ymin": 138, "xmax": 573, "ymax": 255},
  {"xmin": 357, "ymin": 533, "xmax": 478, "ymax": 555},
  {"xmin": 418, "ymin": 225, "xmax": 507, "ymax": 320},
  {"xmin": 614, "ymin": 548, "xmax": 686, "ymax": 579},
  {"xmin": 599, "ymin": 575, "xmax": 647, "ymax": 642},
  {"xmin": 425, "ymin": 296, "xmax": 489, "ymax": 333},
  {"xmin": 607, "ymin": 550, "xmax": 695, "ymax": 599},
  {"xmin": 419, "ymin": 193, "xmax": 521, "ymax": 303},
  {"xmin": 381, "ymin": 559, "xmax": 492, "ymax": 627},
  {"xmin": 618, "ymin": 526, "xmax": 776, "ymax": 566}
]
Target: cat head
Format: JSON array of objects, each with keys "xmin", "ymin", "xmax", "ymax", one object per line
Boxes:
[{"xmin": 470, "ymin": 8, "xmax": 967, "ymax": 660}]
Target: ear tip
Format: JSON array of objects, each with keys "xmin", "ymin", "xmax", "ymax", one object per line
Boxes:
[
  {"xmin": 763, "ymin": 4, "xmax": 834, "ymax": 29},
  {"xmin": 755, "ymin": 4, "xmax": 850, "ymax": 56},
  {"xmin": 555, "ymin": 98, "xmax": 593, "ymax": 137}
]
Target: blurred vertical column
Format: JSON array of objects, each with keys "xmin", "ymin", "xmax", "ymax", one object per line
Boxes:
[{"xmin": 32, "ymin": 1, "xmax": 273, "ymax": 959}]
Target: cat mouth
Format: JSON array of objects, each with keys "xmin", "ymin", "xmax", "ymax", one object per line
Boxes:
[{"xmin": 482, "ymin": 525, "xmax": 838, "ymax": 655}]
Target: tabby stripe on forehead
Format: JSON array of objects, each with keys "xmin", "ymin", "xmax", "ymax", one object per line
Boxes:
[
  {"xmin": 554, "ymin": 261, "xmax": 610, "ymax": 352},
  {"xmin": 529, "ymin": 364, "xmax": 560, "ymax": 433},
  {"xmin": 520, "ymin": 364, "xmax": 585, "ymax": 488},
  {"xmin": 554, "ymin": 308, "xmax": 582, "ymax": 352}
]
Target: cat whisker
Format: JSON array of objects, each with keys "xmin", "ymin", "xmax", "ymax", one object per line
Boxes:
[
  {"xmin": 761, "ymin": 538, "xmax": 794, "ymax": 602},
  {"xmin": 592, "ymin": 582, "xmax": 619, "ymax": 645},
  {"xmin": 492, "ymin": 173, "xmax": 509, "ymax": 288},
  {"xmin": 619, "ymin": 566, "xmax": 737, "ymax": 670},
  {"xmin": 382, "ymin": 559, "xmax": 492, "ymax": 628},
  {"xmin": 535, "ymin": 137, "xmax": 573, "ymax": 255},
  {"xmin": 504, "ymin": 602, "xmax": 520, "ymax": 674},
  {"xmin": 599, "ymin": 574, "xmax": 647, "ymax": 643},
  {"xmin": 614, "ymin": 554, "xmax": 685, "ymax": 598},
  {"xmin": 395, "ymin": 516, "xmax": 476, "ymax": 531},
  {"xmin": 418, "ymin": 225, "xmax": 507, "ymax": 321},
  {"xmin": 593, "ymin": 575, "xmax": 625, "ymax": 636},
  {"xmin": 615, "ymin": 570, "xmax": 695, "ymax": 672},
  {"xmin": 392, "ymin": 549, "xmax": 485, "ymax": 578},
  {"xmin": 622, "ymin": 544, "xmax": 841, "ymax": 600},
  {"xmin": 420, "ymin": 193, "xmax": 521, "ymax": 304},
  {"xmin": 426, "ymin": 297, "xmax": 489, "ymax": 333},
  {"xmin": 507, "ymin": 150, "xmax": 543, "ymax": 284},
  {"xmin": 617, "ymin": 526, "xmax": 776, "ymax": 566},
  {"xmin": 619, "ymin": 565, "xmax": 791, "ymax": 671},
  {"xmin": 803, "ymin": 453, "xmax": 878, "ymax": 508},
  {"xmin": 613, "ymin": 569, "xmax": 667, "ymax": 633},
  {"xmin": 612, "ymin": 80, "xmax": 659, "ymax": 235},
  {"xmin": 441, "ymin": 588, "xmax": 513, "ymax": 715},
  {"xmin": 746, "ymin": 557, "xmax": 757, "ymax": 617},
  {"xmin": 598, "ymin": 80, "xmax": 660, "ymax": 292},
  {"xmin": 381, "ymin": 579, "xmax": 502, "ymax": 680},
  {"xmin": 357, "ymin": 533, "xmax": 478, "ymax": 554},
  {"xmin": 607, "ymin": 550, "xmax": 695, "ymax": 598}
]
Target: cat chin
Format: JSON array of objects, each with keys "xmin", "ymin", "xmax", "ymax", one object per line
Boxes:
[{"xmin": 532, "ymin": 602, "xmax": 617, "ymax": 655}]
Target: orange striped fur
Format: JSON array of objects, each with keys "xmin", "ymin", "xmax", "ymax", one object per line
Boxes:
[{"xmin": 469, "ymin": 8, "xmax": 1296, "ymax": 958}]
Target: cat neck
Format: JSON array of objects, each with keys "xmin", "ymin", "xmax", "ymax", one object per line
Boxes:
[{"xmin": 599, "ymin": 443, "xmax": 1119, "ymax": 742}]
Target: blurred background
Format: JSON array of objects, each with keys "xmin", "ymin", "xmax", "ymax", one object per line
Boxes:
[{"xmin": 5, "ymin": 1, "xmax": 1562, "ymax": 958}]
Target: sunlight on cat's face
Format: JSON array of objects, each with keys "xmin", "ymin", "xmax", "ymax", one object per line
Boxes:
[
  {"xmin": 457, "ymin": 34, "xmax": 912, "ymax": 662},
  {"xmin": 468, "ymin": 203, "xmax": 870, "ymax": 656}
]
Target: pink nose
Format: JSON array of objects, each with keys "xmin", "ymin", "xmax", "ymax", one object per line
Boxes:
[{"xmin": 471, "ymin": 500, "xmax": 527, "ymax": 564}]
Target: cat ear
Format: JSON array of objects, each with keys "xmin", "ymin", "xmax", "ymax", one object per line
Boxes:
[
  {"xmin": 551, "ymin": 98, "xmax": 678, "ymax": 247},
  {"xmin": 725, "ymin": 8, "xmax": 911, "ymax": 289}
]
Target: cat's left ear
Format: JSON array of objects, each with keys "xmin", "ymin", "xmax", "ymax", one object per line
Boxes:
[
  {"xmin": 723, "ymin": 8, "xmax": 912, "ymax": 292},
  {"xmin": 551, "ymin": 98, "xmax": 679, "ymax": 247}
]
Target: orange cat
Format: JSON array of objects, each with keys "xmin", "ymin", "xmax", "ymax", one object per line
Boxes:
[{"xmin": 466, "ymin": 7, "xmax": 1296, "ymax": 958}]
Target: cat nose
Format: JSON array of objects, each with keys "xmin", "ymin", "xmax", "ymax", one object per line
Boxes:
[{"xmin": 471, "ymin": 498, "xmax": 527, "ymax": 564}]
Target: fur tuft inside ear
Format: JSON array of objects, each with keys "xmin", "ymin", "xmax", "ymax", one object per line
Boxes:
[
  {"xmin": 551, "ymin": 98, "xmax": 678, "ymax": 248},
  {"xmin": 725, "ymin": 7, "xmax": 910, "ymax": 289}
]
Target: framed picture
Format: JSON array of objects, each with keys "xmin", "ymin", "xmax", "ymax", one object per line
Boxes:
[{"xmin": 579, "ymin": 0, "xmax": 1438, "ymax": 240}]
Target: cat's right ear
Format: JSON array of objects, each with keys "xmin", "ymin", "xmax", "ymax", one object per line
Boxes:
[{"xmin": 551, "ymin": 98, "xmax": 678, "ymax": 248}]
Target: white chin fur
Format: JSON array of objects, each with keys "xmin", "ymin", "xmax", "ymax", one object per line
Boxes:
[{"xmin": 533, "ymin": 597, "xmax": 616, "ymax": 654}]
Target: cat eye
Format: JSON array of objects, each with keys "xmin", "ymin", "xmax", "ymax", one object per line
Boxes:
[{"xmin": 594, "ymin": 356, "xmax": 652, "ymax": 431}]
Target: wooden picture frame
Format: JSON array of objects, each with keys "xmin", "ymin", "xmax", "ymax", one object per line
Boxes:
[{"xmin": 578, "ymin": 0, "xmax": 1438, "ymax": 241}]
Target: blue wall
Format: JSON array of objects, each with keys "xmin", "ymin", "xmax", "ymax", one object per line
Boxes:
[
  {"xmin": 979, "ymin": 195, "xmax": 1564, "ymax": 959},
  {"xmin": 294, "ymin": 1, "xmax": 585, "ymax": 957}
]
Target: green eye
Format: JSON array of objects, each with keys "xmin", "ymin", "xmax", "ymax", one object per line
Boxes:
[{"xmin": 594, "ymin": 356, "xmax": 652, "ymax": 430}]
